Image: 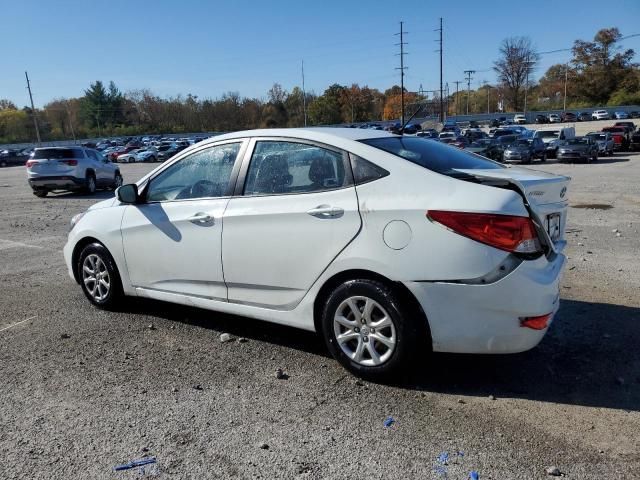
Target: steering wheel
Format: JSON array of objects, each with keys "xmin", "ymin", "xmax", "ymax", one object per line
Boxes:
[{"xmin": 189, "ymin": 179, "xmax": 216, "ymax": 198}]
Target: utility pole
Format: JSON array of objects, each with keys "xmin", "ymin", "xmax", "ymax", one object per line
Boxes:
[
  {"xmin": 301, "ymin": 60, "xmax": 307, "ymax": 127},
  {"xmin": 24, "ymin": 71, "xmax": 41, "ymax": 144},
  {"xmin": 487, "ymin": 85, "xmax": 490, "ymax": 114},
  {"xmin": 65, "ymin": 101, "xmax": 76, "ymax": 143},
  {"xmin": 395, "ymin": 21, "xmax": 408, "ymax": 125},
  {"xmin": 464, "ymin": 70, "xmax": 475, "ymax": 115},
  {"xmin": 438, "ymin": 18, "xmax": 444, "ymax": 122},
  {"xmin": 453, "ymin": 80, "xmax": 462, "ymax": 115},
  {"xmin": 445, "ymin": 82, "xmax": 449, "ymax": 118},
  {"xmin": 563, "ymin": 62, "xmax": 568, "ymax": 111}
]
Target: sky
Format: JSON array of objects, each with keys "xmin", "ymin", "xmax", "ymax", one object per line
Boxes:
[{"xmin": 2, "ymin": 0, "xmax": 640, "ymax": 108}]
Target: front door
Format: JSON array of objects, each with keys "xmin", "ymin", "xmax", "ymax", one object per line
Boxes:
[
  {"xmin": 222, "ymin": 139, "xmax": 361, "ymax": 309},
  {"xmin": 121, "ymin": 141, "xmax": 244, "ymax": 301}
]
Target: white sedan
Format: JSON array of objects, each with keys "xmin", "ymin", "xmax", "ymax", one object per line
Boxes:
[
  {"xmin": 117, "ymin": 148, "xmax": 158, "ymax": 163},
  {"xmin": 592, "ymin": 110, "xmax": 610, "ymax": 120},
  {"xmin": 64, "ymin": 128, "xmax": 569, "ymax": 379}
]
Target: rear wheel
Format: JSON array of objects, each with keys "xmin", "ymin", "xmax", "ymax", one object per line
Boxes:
[
  {"xmin": 321, "ymin": 279, "xmax": 422, "ymax": 380},
  {"xmin": 0, "ymin": 160, "xmax": 7, "ymax": 168},
  {"xmin": 540, "ymin": 153, "xmax": 547, "ymax": 162},
  {"xmin": 77, "ymin": 242, "xmax": 123, "ymax": 310},
  {"xmin": 33, "ymin": 189, "xmax": 48, "ymax": 198}
]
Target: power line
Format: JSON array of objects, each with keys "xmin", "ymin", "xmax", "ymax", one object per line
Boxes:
[
  {"xmin": 394, "ymin": 21, "xmax": 409, "ymax": 124},
  {"xmin": 453, "ymin": 80, "xmax": 462, "ymax": 115}
]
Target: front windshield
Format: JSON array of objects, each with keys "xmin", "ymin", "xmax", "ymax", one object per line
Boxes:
[
  {"xmin": 536, "ymin": 131, "xmax": 559, "ymax": 138},
  {"xmin": 566, "ymin": 138, "xmax": 588, "ymax": 145},
  {"xmin": 587, "ymin": 133, "xmax": 605, "ymax": 140}
]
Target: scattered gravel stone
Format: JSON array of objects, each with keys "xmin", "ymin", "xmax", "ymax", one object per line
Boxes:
[
  {"xmin": 238, "ymin": 337, "xmax": 248, "ymax": 343},
  {"xmin": 488, "ymin": 395, "xmax": 496, "ymax": 401},
  {"xmin": 147, "ymin": 323, "xmax": 156, "ymax": 330},
  {"xmin": 193, "ymin": 384, "xmax": 203, "ymax": 391},
  {"xmin": 577, "ymin": 242, "xmax": 584, "ymax": 246},
  {"xmin": 586, "ymin": 250, "xmax": 593, "ymax": 254},
  {"xmin": 275, "ymin": 368, "xmax": 289, "ymax": 380},
  {"xmin": 60, "ymin": 333, "xmax": 71, "ymax": 339},
  {"xmin": 220, "ymin": 333, "xmax": 233, "ymax": 343},
  {"xmin": 171, "ymin": 387, "xmax": 179, "ymax": 393},
  {"xmin": 616, "ymin": 232, "xmax": 622, "ymax": 237},
  {"xmin": 612, "ymin": 229, "xmax": 618, "ymax": 233},
  {"xmin": 457, "ymin": 399, "xmax": 466, "ymax": 404},
  {"xmin": 545, "ymin": 466, "xmax": 561, "ymax": 476},
  {"xmin": 259, "ymin": 442, "xmax": 269, "ymax": 450}
]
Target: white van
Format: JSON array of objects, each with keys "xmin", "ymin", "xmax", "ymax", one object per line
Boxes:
[{"xmin": 533, "ymin": 127, "xmax": 575, "ymax": 158}]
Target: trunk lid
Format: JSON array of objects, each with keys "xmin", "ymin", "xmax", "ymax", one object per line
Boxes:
[{"xmin": 453, "ymin": 167, "xmax": 570, "ymax": 255}]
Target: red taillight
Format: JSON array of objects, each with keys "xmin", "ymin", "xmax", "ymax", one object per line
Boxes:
[
  {"xmin": 427, "ymin": 210, "xmax": 541, "ymax": 254},
  {"xmin": 61, "ymin": 159, "xmax": 78, "ymax": 166},
  {"xmin": 26, "ymin": 160, "xmax": 36, "ymax": 168},
  {"xmin": 520, "ymin": 313, "xmax": 552, "ymax": 330}
]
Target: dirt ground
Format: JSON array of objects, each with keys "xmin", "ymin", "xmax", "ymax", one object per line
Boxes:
[{"xmin": 0, "ymin": 145, "xmax": 639, "ymax": 479}]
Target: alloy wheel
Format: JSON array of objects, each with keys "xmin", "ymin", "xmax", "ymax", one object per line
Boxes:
[
  {"xmin": 333, "ymin": 296, "xmax": 396, "ymax": 366},
  {"xmin": 82, "ymin": 254, "xmax": 110, "ymax": 302}
]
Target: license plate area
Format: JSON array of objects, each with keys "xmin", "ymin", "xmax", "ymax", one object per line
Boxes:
[{"xmin": 546, "ymin": 213, "xmax": 561, "ymax": 241}]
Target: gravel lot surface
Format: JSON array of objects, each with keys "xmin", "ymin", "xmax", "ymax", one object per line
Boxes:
[{"xmin": 1, "ymin": 146, "xmax": 639, "ymax": 479}]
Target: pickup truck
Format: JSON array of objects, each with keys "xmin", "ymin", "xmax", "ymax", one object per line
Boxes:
[{"xmin": 602, "ymin": 126, "xmax": 630, "ymax": 151}]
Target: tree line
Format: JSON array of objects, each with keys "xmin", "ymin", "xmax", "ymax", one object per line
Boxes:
[{"xmin": 1, "ymin": 27, "xmax": 637, "ymax": 144}]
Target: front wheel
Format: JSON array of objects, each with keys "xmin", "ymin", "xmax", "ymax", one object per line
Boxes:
[
  {"xmin": 77, "ymin": 242, "xmax": 123, "ymax": 310},
  {"xmin": 85, "ymin": 173, "xmax": 96, "ymax": 194},
  {"xmin": 540, "ymin": 153, "xmax": 547, "ymax": 162},
  {"xmin": 321, "ymin": 279, "xmax": 422, "ymax": 380},
  {"xmin": 33, "ymin": 189, "xmax": 48, "ymax": 197},
  {"xmin": 113, "ymin": 172, "xmax": 123, "ymax": 189}
]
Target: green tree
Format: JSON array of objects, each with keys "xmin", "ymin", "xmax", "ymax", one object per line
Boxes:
[
  {"xmin": 572, "ymin": 28, "xmax": 637, "ymax": 104},
  {"xmin": 308, "ymin": 84, "xmax": 344, "ymax": 125}
]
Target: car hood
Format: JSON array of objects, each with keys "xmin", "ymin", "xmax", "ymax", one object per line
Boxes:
[
  {"xmin": 87, "ymin": 197, "xmax": 117, "ymax": 211},
  {"xmin": 559, "ymin": 144, "xmax": 589, "ymax": 152}
]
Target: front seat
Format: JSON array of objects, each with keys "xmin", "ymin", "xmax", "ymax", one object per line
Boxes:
[
  {"xmin": 308, "ymin": 155, "xmax": 337, "ymax": 190},
  {"xmin": 252, "ymin": 153, "xmax": 293, "ymax": 194}
]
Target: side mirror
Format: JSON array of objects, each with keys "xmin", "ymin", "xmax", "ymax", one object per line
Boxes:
[{"xmin": 117, "ymin": 184, "xmax": 139, "ymax": 204}]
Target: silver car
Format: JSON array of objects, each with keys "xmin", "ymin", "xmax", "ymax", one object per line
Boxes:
[
  {"xmin": 26, "ymin": 147, "xmax": 123, "ymax": 197},
  {"xmin": 586, "ymin": 132, "xmax": 614, "ymax": 156}
]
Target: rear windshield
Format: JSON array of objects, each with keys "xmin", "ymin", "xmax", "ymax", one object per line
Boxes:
[
  {"xmin": 33, "ymin": 148, "xmax": 83, "ymax": 159},
  {"xmin": 360, "ymin": 137, "xmax": 504, "ymax": 175}
]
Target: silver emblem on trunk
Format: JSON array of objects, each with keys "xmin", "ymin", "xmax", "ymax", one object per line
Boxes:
[{"xmin": 560, "ymin": 186, "xmax": 567, "ymax": 198}]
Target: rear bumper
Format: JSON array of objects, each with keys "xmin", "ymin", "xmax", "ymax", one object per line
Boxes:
[
  {"xmin": 405, "ymin": 253, "xmax": 566, "ymax": 354},
  {"xmin": 28, "ymin": 176, "xmax": 86, "ymax": 190}
]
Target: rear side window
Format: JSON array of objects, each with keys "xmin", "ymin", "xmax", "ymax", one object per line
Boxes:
[
  {"xmin": 350, "ymin": 154, "xmax": 389, "ymax": 185},
  {"xmin": 244, "ymin": 141, "xmax": 347, "ymax": 195},
  {"xmin": 33, "ymin": 148, "xmax": 82, "ymax": 159},
  {"xmin": 360, "ymin": 137, "xmax": 504, "ymax": 176}
]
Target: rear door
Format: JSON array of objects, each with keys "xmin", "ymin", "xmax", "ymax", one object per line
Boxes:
[{"xmin": 222, "ymin": 138, "xmax": 361, "ymax": 309}]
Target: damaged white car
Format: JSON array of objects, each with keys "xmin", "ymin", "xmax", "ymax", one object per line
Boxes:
[{"xmin": 64, "ymin": 128, "xmax": 569, "ymax": 379}]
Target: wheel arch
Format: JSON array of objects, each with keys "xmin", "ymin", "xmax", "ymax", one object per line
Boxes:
[
  {"xmin": 313, "ymin": 269, "xmax": 432, "ymax": 348},
  {"xmin": 85, "ymin": 168, "xmax": 96, "ymax": 178},
  {"xmin": 71, "ymin": 236, "xmax": 110, "ymax": 284}
]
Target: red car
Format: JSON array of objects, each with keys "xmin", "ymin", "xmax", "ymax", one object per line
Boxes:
[{"xmin": 601, "ymin": 127, "xmax": 630, "ymax": 151}]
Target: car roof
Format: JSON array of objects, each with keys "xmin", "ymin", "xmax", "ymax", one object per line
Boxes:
[{"xmin": 202, "ymin": 127, "xmax": 397, "ymax": 145}]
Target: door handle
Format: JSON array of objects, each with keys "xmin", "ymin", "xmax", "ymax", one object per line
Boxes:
[
  {"xmin": 188, "ymin": 212, "xmax": 214, "ymax": 225},
  {"xmin": 307, "ymin": 205, "xmax": 344, "ymax": 219}
]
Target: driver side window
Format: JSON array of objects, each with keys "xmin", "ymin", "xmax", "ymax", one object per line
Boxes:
[{"xmin": 146, "ymin": 143, "xmax": 241, "ymax": 202}]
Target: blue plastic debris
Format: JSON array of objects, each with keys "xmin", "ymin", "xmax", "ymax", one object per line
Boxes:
[
  {"xmin": 113, "ymin": 456, "xmax": 157, "ymax": 471},
  {"xmin": 457, "ymin": 451, "xmax": 465, "ymax": 457},
  {"xmin": 434, "ymin": 465, "xmax": 448, "ymax": 477},
  {"xmin": 437, "ymin": 451, "xmax": 449, "ymax": 464},
  {"xmin": 383, "ymin": 416, "xmax": 395, "ymax": 428},
  {"xmin": 469, "ymin": 471, "xmax": 479, "ymax": 480}
]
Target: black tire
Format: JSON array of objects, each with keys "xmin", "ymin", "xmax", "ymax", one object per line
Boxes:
[
  {"xmin": 0, "ymin": 160, "xmax": 7, "ymax": 168},
  {"xmin": 321, "ymin": 279, "xmax": 422, "ymax": 380},
  {"xmin": 76, "ymin": 242, "xmax": 123, "ymax": 310},
  {"xmin": 150, "ymin": 156, "xmax": 157, "ymax": 163},
  {"xmin": 85, "ymin": 172, "xmax": 96, "ymax": 194},
  {"xmin": 113, "ymin": 172, "xmax": 123, "ymax": 190},
  {"xmin": 33, "ymin": 189, "xmax": 48, "ymax": 198},
  {"xmin": 540, "ymin": 153, "xmax": 547, "ymax": 162}
]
